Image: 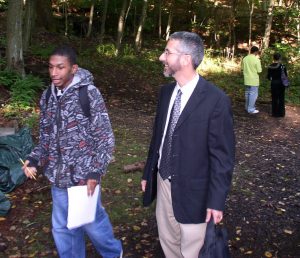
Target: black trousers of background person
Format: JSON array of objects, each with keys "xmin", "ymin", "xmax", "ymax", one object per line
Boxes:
[{"xmin": 271, "ymin": 80, "xmax": 285, "ymax": 117}]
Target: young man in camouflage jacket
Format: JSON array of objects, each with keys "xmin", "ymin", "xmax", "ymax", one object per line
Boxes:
[{"xmin": 22, "ymin": 45, "xmax": 122, "ymax": 258}]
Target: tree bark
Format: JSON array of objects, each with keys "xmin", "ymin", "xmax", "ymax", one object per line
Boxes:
[
  {"xmin": 99, "ymin": 0, "xmax": 109, "ymax": 44},
  {"xmin": 262, "ymin": 0, "xmax": 274, "ymax": 52},
  {"xmin": 297, "ymin": 1, "xmax": 300, "ymax": 44},
  {"xmin": 35, "ymin": 0, "xmax": 55, "ymax": 31},
  {"xmin": 158, "ymin": 0, "xmax": 162, "ymax": 38},
  {"xmin": 63, "ymin": 1, "xmax": 68, "ymax": 36},
  {"xmin": 115, "ymin": 0, "xmax": 129, "ymax": 56},
  {"xmin": 165, "ymin": 0, "xmax": 174, "ymax": 41},
  {"xmin": 86, "ymin": 0, "xmax": 95, "ymax": 38},
  {"xmin": 23, "ymin": 0, "xmax": 36, "ymax": 51},
  {"xmin": 6, "ymin": 0, "xmax": 25, "ymax": 77},
  {"xmin": 135, "ymin": 0, "xmax": 148, "ymax": 52},
  {"xmin": 247, "ymin": 0, "xmax": 255, "ymax": 52}
]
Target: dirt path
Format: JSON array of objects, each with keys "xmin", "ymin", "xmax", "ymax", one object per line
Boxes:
[
  {"xmin": 0, "ymin": 84, "xmax": 299, "ymax": 257},
  {"xmin": 107, "ymin": 101, "xmax": 300, "ymax": 258}
]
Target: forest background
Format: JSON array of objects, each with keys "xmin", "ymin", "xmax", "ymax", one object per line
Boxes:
[{"xmin": 0, "ymin": 0, "xmax": 299, "ymax": 258}]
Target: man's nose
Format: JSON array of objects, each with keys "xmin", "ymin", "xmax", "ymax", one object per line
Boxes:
[
  {"xmin": 159, "ymin": 53, "xmax": 165, "ymax": 62},
  {"xmin": 50, "ymin": 67, "xmax": 57, "ymax": 76}
]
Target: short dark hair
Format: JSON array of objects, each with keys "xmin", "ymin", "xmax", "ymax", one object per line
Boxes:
[
  {"xmin": 169, "ymin": 31, "xmax": 204, "ymax": 69},
  {"xmin": 50, "ymin": 45, "xmax": 77, "ymax": 65},
  {"xmin": 250, "ymin": 46, "xmax": 259, "ymax": 54},
  {"xmin": 273, "ymin": 53, "xmax": 281, "ymax": 61}
]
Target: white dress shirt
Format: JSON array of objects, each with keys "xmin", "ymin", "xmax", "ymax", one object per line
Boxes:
[{"xmin": 158, "ymin": 74, "xmax": 200, "ymax": 169}]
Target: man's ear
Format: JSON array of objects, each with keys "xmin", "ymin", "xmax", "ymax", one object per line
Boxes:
[
  {"xmin": 72, "ymin": 64, "xmax": 79, "ymax": 75},
  {"xmin": 181, "ymin": 54, "xmax": 192, "ymax": 67}
]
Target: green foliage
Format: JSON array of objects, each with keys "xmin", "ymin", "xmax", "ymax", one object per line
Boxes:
[
  {"xmin": 29, "ymin": 44, "xmax": 55, "ymax": 59},
  {"xmin": 20, "ymin": 112, "xmax": 39, "ymax": 130},
  {"xmin": 0, "ymin": 69, "xmax": 20, "ymax": 89},
  {"xmin": 122, "ymin": 44, "xmax": 135, "ymax": 57},
  {"xmin": 0, "ymin": 0, "xmax": 8, "ymax": 11},
  {"xmin": 10, "ymin": 75, "xmax": 44, "ymax": 107},
  {"xmin": 96, "ymin": 43, "xmax": 116, "ymax": 57},
  {"xmin": 2, "ymin": 103, "xmax": 34, "ymax": 118}
]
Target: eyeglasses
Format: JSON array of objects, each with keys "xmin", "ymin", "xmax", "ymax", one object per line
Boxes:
[{"xmin": 163, "ymin": 49, "xmax": 185, "ymax": 56}]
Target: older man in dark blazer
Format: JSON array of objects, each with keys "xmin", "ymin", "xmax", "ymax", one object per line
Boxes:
[{"xmin": 141, "ymin": 31, "xmax": 235, "ymax": 258}]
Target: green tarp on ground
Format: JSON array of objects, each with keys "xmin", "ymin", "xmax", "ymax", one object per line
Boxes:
[{"xmin": 0, "ymin": 127, "xmax": 34, "ymax": 215}]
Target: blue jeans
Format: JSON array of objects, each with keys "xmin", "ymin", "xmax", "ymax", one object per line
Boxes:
[
  {"xmin": 245, "ymin": 86, "xmax": 258, "ymax": 113},
  {"xmin": 51, "ymin": 186, "xmax": 122, "ymax": 258}
]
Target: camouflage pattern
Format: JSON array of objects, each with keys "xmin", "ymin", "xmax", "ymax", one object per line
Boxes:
[{"xmin": 28, "ymin": 68, "xmax": 114, "ymax": 188}]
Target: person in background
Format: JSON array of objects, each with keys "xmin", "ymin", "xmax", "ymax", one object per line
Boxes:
[
  {"xmin": 241, "ymin": 46, "xmax": 262, "ymax": 114},
  {"xmin": 141, "ymin": 31, "xmax": 235, "ymax": 258},
  {"xmin": 267, "ymin": 53, "xmax": 288, "ymax": 117},
  {"xmin": 22, "ymin": 45, "xmax": 122, "ymax": 258}
]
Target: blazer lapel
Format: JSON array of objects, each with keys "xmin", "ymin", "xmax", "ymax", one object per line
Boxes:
[{"xmin": 175, "ymin": 77, "xmax": 207, "ymax": 130}]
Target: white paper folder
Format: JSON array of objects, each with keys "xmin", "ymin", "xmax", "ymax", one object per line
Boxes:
[{"xmin": 67, "ymin": 185, "xmax": 99, "ymax": 229}]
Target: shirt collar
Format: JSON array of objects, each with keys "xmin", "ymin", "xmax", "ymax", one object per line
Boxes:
[{"xmin": 176, "ymin": 73, "xmax": 199, "ymax": 94}]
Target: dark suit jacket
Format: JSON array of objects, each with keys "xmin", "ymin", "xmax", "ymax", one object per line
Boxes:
[{"xmin": 142, "ymin": 76, "xmax": 235, "ymax": 224}]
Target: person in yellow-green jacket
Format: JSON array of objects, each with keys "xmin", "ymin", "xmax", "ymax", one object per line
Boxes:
[{"xmin": 241, "ymin": 46, "xmax": 262, "ymax": 114}]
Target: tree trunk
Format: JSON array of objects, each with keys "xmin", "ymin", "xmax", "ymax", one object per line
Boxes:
[
  {"xmin": 86, "ymin": 0, "xmax": 95, "ymax": 38},
  {"xmin": 135, "ymin": 0, "xmax": 148, "ymax": 52},
  {"xmin": 23, "ymin": 0, "xmax": 36, "ymax": 51},
  {"xmin": 165, "ymin": 0, "xmax": 174, "ymax": 41},
  {"xmin": 158, "ymin": 0, "xmax": 162, "ymax": 38},
  {"xmin": 228, "ymin": 0, "xmax": 237, "ymax": 58},
  {"xmin": 247, "ymin": 0, "xmax": 254, "ymax": 52},
  {"xmin": 262, "ymin": 0, "xmax": 274, "ymax": 52},
  {"xmin": 35, "ymin": 0, "xmax": 55, "ymax": 31},
  {"xmin": 297, "ymin": 1, "xmax": 300, "ymax": 44},
  {"xmin": 6, "ymin": 0, "xmax": 25, "ymax": 77},
  {"xmin": 64, "ymin": 1, "xmax": 68, "ymax": 36},
  {"xmin": 115, "ymin": 0, "xmax": 129, "ymax": 56},
  {"xmin": 99, "ymin": 0, "xmax": 109, "ymax": 44}
]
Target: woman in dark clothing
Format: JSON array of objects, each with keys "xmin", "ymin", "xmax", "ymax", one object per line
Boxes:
[{"xmin": 267, "ymin": 53, "xmax": 288, "ymax": 117}]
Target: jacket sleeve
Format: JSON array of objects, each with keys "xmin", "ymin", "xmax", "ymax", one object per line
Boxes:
[
  {"xmin": 27, "ymin": 90, "xmax": 50, "ymax": 168},
  {"xmin": 86, "ymin": 86, "xmax": 114, "ymax": 180},
  {"xmin": 207, "ymin": 94, "xmax": 235, "ymax": 211}
]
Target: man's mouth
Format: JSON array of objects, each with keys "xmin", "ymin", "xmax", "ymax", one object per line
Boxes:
[{"xmin": 52, "ymin": 79, "xmax": 61, "ymax": 84}]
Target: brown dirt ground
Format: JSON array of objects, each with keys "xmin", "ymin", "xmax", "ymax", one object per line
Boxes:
[{"xmin": 0, "ymin": 63, "xmax": 300, "ymax": 258}]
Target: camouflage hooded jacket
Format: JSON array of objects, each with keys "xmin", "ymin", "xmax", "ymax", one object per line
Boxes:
[{"xmin": 28, "ymin": 68, "xmax": 114, "ymax": 188}]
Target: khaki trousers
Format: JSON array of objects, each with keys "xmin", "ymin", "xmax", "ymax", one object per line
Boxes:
[{"xmin": 156, "ymin": 174, "xmax": 207, "ymax": 258}]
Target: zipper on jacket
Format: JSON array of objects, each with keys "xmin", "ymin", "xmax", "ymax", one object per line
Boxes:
[{"xmin": 54, "ymin": 101, "xmax": 63, "ymax": 186}]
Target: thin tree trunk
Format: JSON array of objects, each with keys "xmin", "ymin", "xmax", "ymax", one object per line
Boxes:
[
  {"xmin": 296, "ymin": 1, "xmax": 300, "ymax": 45},
  {"xmin": 158, "ymin": 0, "xmax": 162, "ymax": 39},
  {"xmin": 247, "ymin": 0, "xmax": 254, "ymax": 52},
  {"xmin": 35, "ymin": 0, "xmax": 55, "ymax": 31},
  {"xmin": 99, "ymin": 0, "xmax": 108, "ymax": 44},
  {"xmin": 86, "ymin": 0, "xmax": 95, "ymax": 38},
  {"xmin": 6, "ymin": 0, "xmax": 25, "ymax": 77},
  {"xmin": 262, "ymin": 0, "xmax": 274, "ymax": 52},
  {"xmin": 165, "ymin": 0, "xmax": 174, "ymax": 41},
  {"xmin": 23, "ymin": 0, "xmax": 36, "ymax": 51},
  {"xmin": 125, "ymin": 0, "xmax": 133, "ymax": 35},
  {"xmin": 135, "ymin": 0, "xmax": 148, "ymax": 52},
  {"xmin": 125, "ymin": 0, "xmax": 133, "ymax": 20},
  {"xmin": 115, "ymin": 0, "xmax": 128, "ymax": 56},
  {"xmin": 64, "ymin": 1, "xmax": 68, "ymax": 36},
  {"xmin": 229, "ymin": 0, "xmax": 237, "ymax": 58}
]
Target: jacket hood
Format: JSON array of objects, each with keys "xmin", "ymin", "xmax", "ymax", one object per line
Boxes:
[
  {"xmin": 71, "ymin": 67, "xmax": 94, "ymax": 88},
  {"xmin": 49, "ymin": 67, "xmax": 94, "ymax": 96}
]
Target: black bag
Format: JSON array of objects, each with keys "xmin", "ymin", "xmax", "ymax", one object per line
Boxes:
[
  {"xmin": 281, "ymin": 65, "xmax": 289, "ymax": 87},
  {"xmin": 199, "ymin": 220, "xmax": 231, "ymax": 258}
]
